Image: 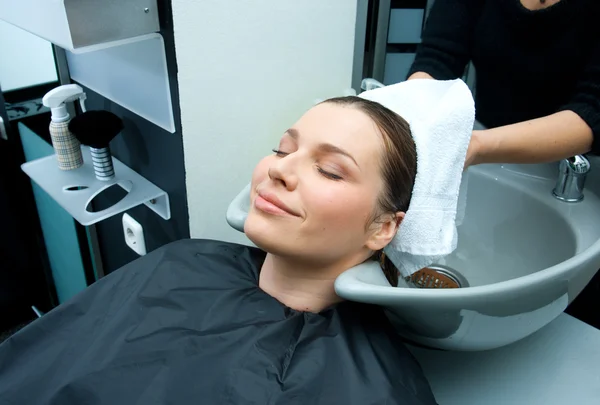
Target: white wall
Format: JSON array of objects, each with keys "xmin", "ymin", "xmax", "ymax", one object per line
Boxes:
[
  {"xmin": 172, "ymin": 1, "xmax": 358, "ymax": 244},
  {"xmin": 0, "ymin": 20, "xmax": 57, "ymax": 92}
]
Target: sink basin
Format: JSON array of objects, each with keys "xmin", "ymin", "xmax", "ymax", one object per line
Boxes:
[
  {"xmin": 440, "ymin": 165, "xmax": 578, "ymax": 287},
  {"xmin": 226, "ymin": 160, "xmax": 600, "ymax": 351},
  {"xmin": 335, "ymin": 161, "xmax": 600, "ymax": 351}
]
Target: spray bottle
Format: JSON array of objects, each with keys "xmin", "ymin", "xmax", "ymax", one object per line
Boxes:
[{"xmin": 42, "ymin": 84, "xmax": 87, "ymax": 170}]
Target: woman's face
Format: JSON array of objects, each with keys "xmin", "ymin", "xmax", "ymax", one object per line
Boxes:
[{"xmin": 245, "ymin": 102, "xmax": 396, "ymax": 268}]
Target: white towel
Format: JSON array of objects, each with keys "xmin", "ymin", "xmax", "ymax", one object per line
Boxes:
[
  {"xmin": 359, "ymin": 79, "xmax": 475, "ymax": 278},
  {"xmin": 456, "ymin": 169, "xmax": 469, "ymax": 227}
]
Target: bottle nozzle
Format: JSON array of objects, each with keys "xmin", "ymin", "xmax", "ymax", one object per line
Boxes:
[{"xmin": 43, "ymin": 84, "xmax": 87, "ymax": 122}]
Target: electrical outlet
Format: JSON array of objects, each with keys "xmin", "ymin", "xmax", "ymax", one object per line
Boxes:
[{"xmin": 122, "ymin": 213, "xmax": 147, "ymax": 256}]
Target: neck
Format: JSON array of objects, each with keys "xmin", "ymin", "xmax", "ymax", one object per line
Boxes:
[
  {"xmin": 259, "ymin": 254, "xmax": 353, "ymax": 313},
  {"xmin": 521, "ymin": 0, "xmax": 560, "ymax": 10}
]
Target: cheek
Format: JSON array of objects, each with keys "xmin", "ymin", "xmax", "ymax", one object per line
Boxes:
[
  {"xmin": 304, "ymin": 184, "xmax": 376, "ymax": 230},
  {"xmin": 250, "ymin": 157, "xmax": 271, "ymax": 190}
]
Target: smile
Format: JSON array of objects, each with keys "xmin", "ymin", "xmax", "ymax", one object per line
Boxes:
[{"xmin": 255, "ymin": 192, "xmax": 299, "ymax": 217}]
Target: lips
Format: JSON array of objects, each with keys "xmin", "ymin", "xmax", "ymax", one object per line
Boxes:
[{"xmin": 255, "ymin": 190, "xmax": 299, "ymax": 217}]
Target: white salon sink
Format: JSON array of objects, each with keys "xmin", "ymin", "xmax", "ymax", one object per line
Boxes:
[
  {"xmin": 335, "ymin": 160, "xmax": 600, "ymax": 351},
  {"xmin": 226, "ymin": 157, "xmax": 600, "ymax": 351},
  {"xmin": 443, "ymin": 165, "xmax": 581, "ymax": 287}
]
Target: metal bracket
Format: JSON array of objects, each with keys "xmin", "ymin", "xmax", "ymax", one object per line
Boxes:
[
  {"xmin": 0, "ymin": 116, "xmax": 7, "ymax": 140},
  {"xmin": 21, "ymin": 146, "xmax": 171, "ymax": 226}
]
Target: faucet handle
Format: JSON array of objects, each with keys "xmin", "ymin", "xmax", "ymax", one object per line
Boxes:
[
  {"xmin": 553, "ymin": 155, "xmax": 590, "ymax": 202},
  {"xmin": 565, "ymin": 155, "xmax": 591, "ymax": 174}
]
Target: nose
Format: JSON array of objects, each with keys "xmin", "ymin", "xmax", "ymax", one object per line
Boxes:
[{"xmin": 268, "ymin": 155, "xmax": 298, "ymax": 191}]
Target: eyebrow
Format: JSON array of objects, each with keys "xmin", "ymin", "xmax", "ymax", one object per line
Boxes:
[{"xmin": 285, "ymin": 128, "xmax": 359, "ymax": 168}]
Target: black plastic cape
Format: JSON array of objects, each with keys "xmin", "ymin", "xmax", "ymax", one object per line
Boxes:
[{"xmin": 0, "ymin": 239, "xmax": 436, "ymax": 405}]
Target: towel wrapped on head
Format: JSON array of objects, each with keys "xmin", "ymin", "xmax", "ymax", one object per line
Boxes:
[{"xmin": 359, "ymin": 79, "xmax": 475, "ymax": 279}]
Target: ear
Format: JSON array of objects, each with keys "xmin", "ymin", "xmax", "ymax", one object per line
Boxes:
[{"xmin": 365, "ymin": 212, "xmax": 404, "ymax": 251}]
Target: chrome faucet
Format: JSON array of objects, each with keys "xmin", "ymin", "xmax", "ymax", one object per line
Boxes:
[{"xmin": 552, "ymin": 155, "xmax": 591, "ymax": 202}]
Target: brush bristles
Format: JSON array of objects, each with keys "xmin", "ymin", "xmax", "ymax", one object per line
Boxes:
[{"xmin": 68, "ymin": 110, "xmax": 124, "ymax": 148}]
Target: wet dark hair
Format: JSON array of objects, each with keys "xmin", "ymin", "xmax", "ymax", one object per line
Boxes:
[{"xmin": 323, "ymin": 96, "xmax": 417, "ymax": 286}]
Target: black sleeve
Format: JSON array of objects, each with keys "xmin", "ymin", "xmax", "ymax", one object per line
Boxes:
[
  {"xmin": 407, "ymin": 0, "xmax": 484, "ymax": 80},
  {"xmin": 558, "ymin": 41, "xmax": 600, "ymax": 154}
]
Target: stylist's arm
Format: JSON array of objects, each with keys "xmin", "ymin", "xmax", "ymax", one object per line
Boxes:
[
  {"xmin": 406, "ymin": 0, "xmax": 599, "ymax": 167},
  {"xmin": 464, "ymin": 41, "xmax": 598, "ymax": 166},
  {"xmin": 464, "ymin": 110, "xmax": 593, "ymax": 167}
]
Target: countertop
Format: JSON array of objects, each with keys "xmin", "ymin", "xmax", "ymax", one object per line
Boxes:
[{"xmin": 409, "ymin": 313, "xmax": 600, "ymax": 404}]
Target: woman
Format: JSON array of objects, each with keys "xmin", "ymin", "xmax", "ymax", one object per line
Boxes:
[
  {"xmin": 408, "ymin": 0, "xmax": 600, "ymax": 166},
  {"xmin": 0, "ymin": 98, "xmax": 437, "ymax": 404}
]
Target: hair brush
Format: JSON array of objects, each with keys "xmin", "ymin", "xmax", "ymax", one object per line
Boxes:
[{"xmin": 69, "ymin": 110, "xmax": 124, "ymax": 181}]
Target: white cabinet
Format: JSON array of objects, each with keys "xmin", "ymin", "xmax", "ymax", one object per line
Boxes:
[{"xmin": 0, "ymin": 0, "xmax": 159, "ymax": 52}]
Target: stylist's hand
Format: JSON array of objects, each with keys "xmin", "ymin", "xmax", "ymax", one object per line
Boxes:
[{"xmin": 464, "ymin": 130, "xmax": 483, "ymax": 169}]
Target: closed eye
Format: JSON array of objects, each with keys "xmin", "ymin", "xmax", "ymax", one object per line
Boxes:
[
  {"xmin": 273, "ymin": 148, "xmax": 343, "ymax": 180},
  {"xmin": 272, "ymin": 149, "xmax": 289, "ymax": 157},
  {"xmin": 318, "ymin": 167, "xmax": 343, "ymax": 181}
]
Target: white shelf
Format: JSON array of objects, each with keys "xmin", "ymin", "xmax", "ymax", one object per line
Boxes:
[
  {"xmin": 0, "ymin": 0, "xmax": 159, "ymax": 53},
  {"xmin": 21, "ymin": 147, "xmax": 171, "ymax": 226},
  {"xmin": 66, "ymin": 33, "xmax": 176, "ymax": 133}
]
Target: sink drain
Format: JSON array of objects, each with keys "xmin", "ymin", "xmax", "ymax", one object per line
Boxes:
[{"xmin": 406, "ymin": 265, "xmax": 469, "ymax": 289}]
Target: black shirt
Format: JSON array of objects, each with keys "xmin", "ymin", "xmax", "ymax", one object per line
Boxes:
[
  {"xmin": 0, "ymin": 239, "xmax": 437, "ymax": 405},
  {"xmin": 408, "ymin": 0, "xmax": 600, "ymax": 153}
]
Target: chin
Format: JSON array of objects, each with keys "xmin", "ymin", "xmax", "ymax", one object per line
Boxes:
[{"xmin": 245, "ymin": 210, "xmax": 296, "ymax": 256}]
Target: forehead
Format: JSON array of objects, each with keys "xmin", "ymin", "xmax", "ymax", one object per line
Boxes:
[{"xmin": 292, "ymin": 103, "xmax": 384, "ymax": 164}]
